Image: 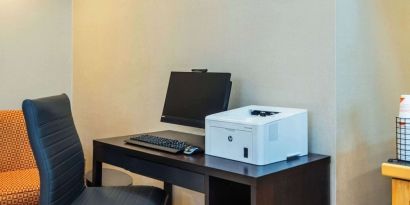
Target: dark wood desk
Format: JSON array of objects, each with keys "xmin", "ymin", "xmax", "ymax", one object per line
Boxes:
[{"xmin": 92, "ymin": 130, "xmax": 330, "ymax": 205}]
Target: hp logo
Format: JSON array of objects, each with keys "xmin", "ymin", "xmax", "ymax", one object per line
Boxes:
[{"xmin": 228, "ymin": 136, "xmax": 233, "ymax": 142}]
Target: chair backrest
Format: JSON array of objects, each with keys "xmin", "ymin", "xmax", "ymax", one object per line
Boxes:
[
  {"xmin": 22, "ymin": 94, "xmax": 85, "ymax": 205},
  {"xmin": 0, "ymin": 110, "xmax": 37, "ymax": 172}
]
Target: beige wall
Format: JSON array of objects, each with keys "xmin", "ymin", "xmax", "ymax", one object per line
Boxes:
[
  {"xmin": 0, "ymin": 0, "xmax": 72, "ymax": 109},
  {"xmin": 73, "ymin": 1, "xmax": 335, "ymax": 204},
  {"xmin": 336, "ymin": 0, "xmax": 410, "ymax": 204}
]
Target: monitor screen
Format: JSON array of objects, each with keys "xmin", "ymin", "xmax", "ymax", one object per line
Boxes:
[{"xmin": 161, "ymin": 72, "xmax": 232, "ymax": 128}]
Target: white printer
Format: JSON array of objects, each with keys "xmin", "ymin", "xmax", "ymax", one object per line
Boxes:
[{"xmin": 205, "ymin": 105, "xmax": 308, "ymax": 165}]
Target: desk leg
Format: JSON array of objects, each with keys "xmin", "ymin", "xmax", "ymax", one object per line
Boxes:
[
  {"xmin": 164, "ymin": 182, "xmax": 173, "ymax": 205},
  {"xmin": 205, "ymin": 175, "xmax": 210, "ymax": 205},
  {"xmin": 250, "ymin": 185, "xmax": 257, "ymax": 205},
  {"xmin": 92, "ymin": 160, "xmax": 102, "ymax": 187}
]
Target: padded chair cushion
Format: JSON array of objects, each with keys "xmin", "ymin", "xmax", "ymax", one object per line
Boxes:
[
  {"xmin": 0, "ymin": 110, "xmax": 36, "ymax": 172},
  {"xmin": 72, "ymin": 186, "xmax": 167, "ymax": 205},
  {"xmin": 0, "ymin": 168, "xmax": 39, "ymax": 205}
]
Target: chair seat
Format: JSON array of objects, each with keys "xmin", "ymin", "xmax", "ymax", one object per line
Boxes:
[
  {"xmin": 72, "ymin": 186, "xmax": 167, "ymax": 205},
  {"xmin": 0, "ymin": 168, "xmax": 39, "ymax": 205}
]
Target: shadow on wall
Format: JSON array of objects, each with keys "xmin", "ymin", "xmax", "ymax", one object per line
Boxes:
[{"xmin": 337, "ymin": 105, "xmax": 395, "ymax": 205}]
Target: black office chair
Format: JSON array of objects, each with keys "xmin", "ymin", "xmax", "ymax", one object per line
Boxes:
[{"xmin": 22, "ymin": 94, "xmax": 168, "ymax": 205}]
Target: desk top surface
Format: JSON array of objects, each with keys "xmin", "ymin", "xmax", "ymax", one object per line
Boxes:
[
  {"xmin": 382, "ymin": 161, "xmax": 410, "ymax": 180},
  {"xmin": 95, "ymin": 130, "xmax": 330, "ymax": 179}
]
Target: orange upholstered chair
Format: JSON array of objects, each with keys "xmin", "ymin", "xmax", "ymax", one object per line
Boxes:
[{"xmin": 0, "ymin": 110, "xmax": 39, "ymax": 205}]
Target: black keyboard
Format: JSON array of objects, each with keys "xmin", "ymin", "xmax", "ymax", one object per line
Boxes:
[{"xmin": 125, "ymin": 134, "xmax": 190, "ymax": 153}]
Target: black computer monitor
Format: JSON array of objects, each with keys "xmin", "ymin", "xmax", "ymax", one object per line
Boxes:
[{"xmin": 161, "ymin": 71, "xmax": 232, "ymax": 128}]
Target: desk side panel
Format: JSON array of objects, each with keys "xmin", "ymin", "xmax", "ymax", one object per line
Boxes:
[
  {"xmin": 392, "ymin": 179, "xmax": 410, "ymax": 205},
  {"xmin": 256, "ymin": 157, "xmax": 330, "ymax": 205}
]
